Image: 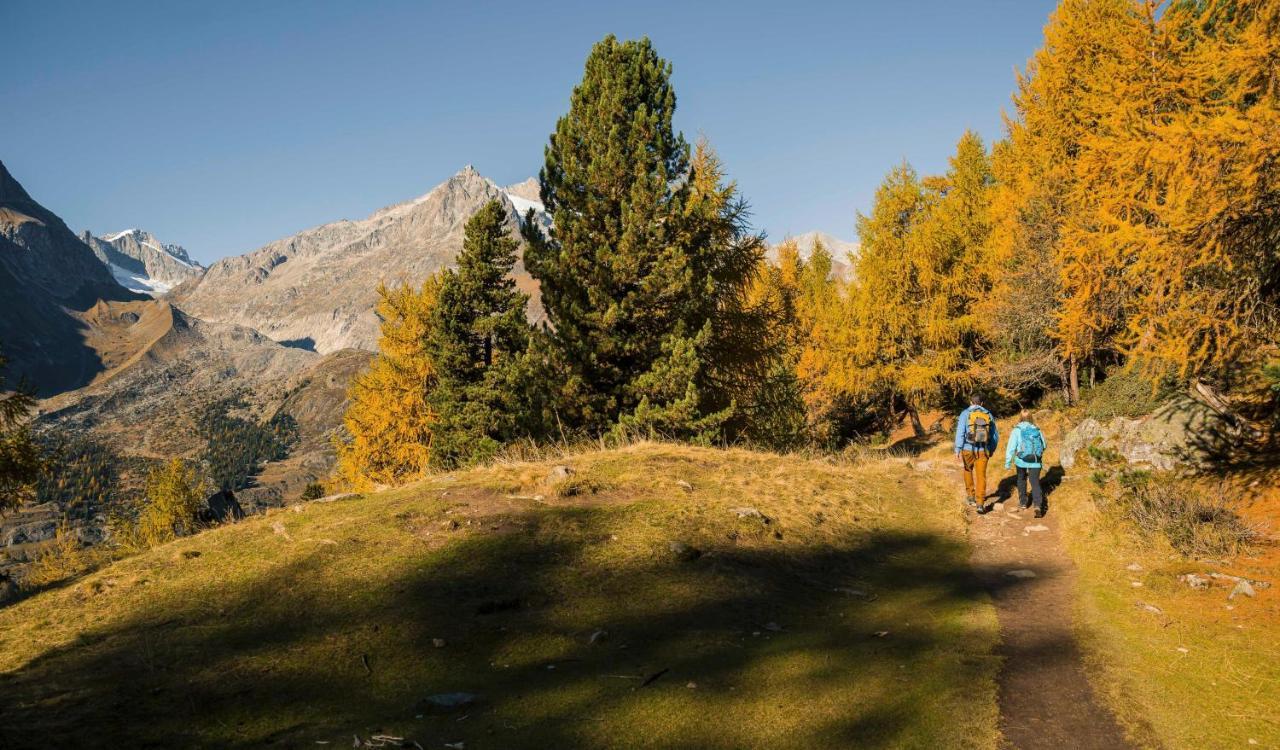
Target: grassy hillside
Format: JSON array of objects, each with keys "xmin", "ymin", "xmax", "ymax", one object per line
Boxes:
[
  {"xmin": 0, "ymin": 443, "xmax": 1000, "ymax": 749},
  {"xmin": 1053, "ymin": 478, "xmax": 1280, "ymax": 748}
]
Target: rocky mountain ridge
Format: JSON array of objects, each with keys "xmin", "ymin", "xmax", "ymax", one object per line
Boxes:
[
  {"xmin": 179, "ymin": 166, "xmax": 545, "ymax": 353},
  {"xmin": 0, "ymin": 160, "xmax": 140, "ymax": 394},
  {"xmin": 81, "ymin": 228, "xmax": 204, "ymax": 296}
]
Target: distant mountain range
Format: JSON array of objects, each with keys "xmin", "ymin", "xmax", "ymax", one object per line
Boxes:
[
  {"xmin": 81, "ymin": 228, "xmax": 204, "ymax": 296},
  {"xmin": 178, "ymin": 165, "xmax": 545, "ymax": 353},
  {"xmin": 0, "ymin": 158, "xmax": 853, "ymax": 530}
]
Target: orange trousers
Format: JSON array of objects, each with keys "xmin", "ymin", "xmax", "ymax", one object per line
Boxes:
[{"xmin": 960, "ymin": 450, "xmax": 990, "ymax": 501}]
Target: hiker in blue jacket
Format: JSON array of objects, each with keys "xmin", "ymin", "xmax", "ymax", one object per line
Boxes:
[
  {"xmin": 955, "ymin": 394, "xmax": 999, "ymax": 513},
  {"xmin": 1004, "ymin": 409, "xmax": 1047, "ymax": 518}
]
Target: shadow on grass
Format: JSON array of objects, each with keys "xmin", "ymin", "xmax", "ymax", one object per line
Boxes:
[{"xmin": 0, "ymin": 506, "xmax": 1029, "ymax": 750}]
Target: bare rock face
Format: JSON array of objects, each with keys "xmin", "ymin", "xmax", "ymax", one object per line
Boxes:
[
  {"xmin": 82, "ymin": 228, "xmax": 204, "ymax": 296},
  {"xmin": 180, "ymin": 166, "xmax": 541, "ymax": 354},
  {"xmin": 0, "ymin": 160, "xmax": 140, "ymax": 394},
  {"xmin": 38, "ymin": 299, "xmax": 319, "ymax": 458},
  {"xmin": 1060, "ymin": 400, "xmax": 1215, "ymax": 470}
]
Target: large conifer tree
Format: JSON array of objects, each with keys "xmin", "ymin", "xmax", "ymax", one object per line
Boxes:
[
  {"xmin": 427, "ymin": 200, "xmax": 533, "ymax": 467},
  {"xmin": 526, "ymin": 36, "xmax": 766, "ymax": 440}
]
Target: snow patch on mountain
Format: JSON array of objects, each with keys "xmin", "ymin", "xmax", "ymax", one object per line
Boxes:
[
  {"xmin": 107, "ymin": 263, "xmax": 174, "ymax": 295},
  {"xmin": 83, "ymin": 228, "xmax": 204, "ymax": 297}
]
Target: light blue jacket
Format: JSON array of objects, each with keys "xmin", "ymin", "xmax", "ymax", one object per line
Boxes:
[
  {"xmin": 954, "ymin": 406, "xmax": 999, "ymax": 454},
  {"xmin": 1004, "ymin": 421, "xmax": 1046, "ymax": 469}
]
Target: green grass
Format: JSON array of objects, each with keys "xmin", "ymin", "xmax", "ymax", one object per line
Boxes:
[
  {"xmin": 0, "ymin": 443, "xmax": 999, "ymax": 749},
  {"xmin": 1055, "ymin": 478, "xmax": 1280, "ymax": 749}
]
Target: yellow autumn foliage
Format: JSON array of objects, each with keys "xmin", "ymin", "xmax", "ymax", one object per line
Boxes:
[{"xmin": 335, "ymin": 278, "xmax": 442, "ymax": 489}]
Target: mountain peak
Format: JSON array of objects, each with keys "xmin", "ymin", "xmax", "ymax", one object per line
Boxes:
[
  {"xmin": 85, "ymin": 228, "xmax": 203, "ymax": 297},
  {"xmin": 0, "ymin": 160, "xmax": 39, "ymax": 210},
  {"xmin": 504, "ymin": 177, "xmax": 542, "ymax": 203}
]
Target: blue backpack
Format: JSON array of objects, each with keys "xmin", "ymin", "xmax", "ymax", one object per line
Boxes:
[{"xmin": 1016, "ymin": 424, "xmax": 1045, "ymax": 463}]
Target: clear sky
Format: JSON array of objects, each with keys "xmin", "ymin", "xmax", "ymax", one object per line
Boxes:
[{"xmin": 2, "ymin": 0, "xmax": 1057, "ymax": 265}]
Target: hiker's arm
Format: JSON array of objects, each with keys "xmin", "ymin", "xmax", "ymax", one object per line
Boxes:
[
  {"xmin": 954, "ymin": 409, "xmax": 966, "ymax": 453},
  {"xmin": 1004, "ymin": 428, "xmax": 1016, "ymax": 469}
]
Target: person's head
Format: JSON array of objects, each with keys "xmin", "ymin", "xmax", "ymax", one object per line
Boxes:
[
  {"xmin": 1020, "ymin": 409, "xmax": 1034, "ymax": 424},
  {"xmin": 969, "ymin": 393, "xmax": 984, "ymax": 407}
]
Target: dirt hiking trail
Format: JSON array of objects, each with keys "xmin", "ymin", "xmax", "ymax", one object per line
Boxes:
[{"xmin": 959, "ymin": 466, "xmax": 1132, "ymax": 750}]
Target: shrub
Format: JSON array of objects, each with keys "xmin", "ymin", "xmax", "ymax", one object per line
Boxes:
[
  {"xmin": 23, "ymin": 522, "xmax": 99, "ymax": 589},
  {"xmin": 1100, "ymin": 471, "xmax": 1259, "ymax": 558},
  {"xmin": 300, "ymin": 482, "xmax": 326, "ymax": 501},
  {"xmin": 1082, "ymin": 367, "xmax": 1180, "ymax": 420},
  {"xmin": 112, "ymin": 459, "xmax": 206, "ymax": 553}
]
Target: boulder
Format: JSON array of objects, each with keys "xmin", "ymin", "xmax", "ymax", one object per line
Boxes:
[
  {"xmin": 545, "ymin": 465, "xmax": 574, "ymax": 485},
  {"xmin": 1, "ymin": 518, "xmax": 58, "ymax": 546},
  {"xmin": 200, "ymin": 489, "xmax": 246, "ymax": 524},
  {"xmin": 1060, "ymin": 399, "xmax": 1215, "ymax": 470}
]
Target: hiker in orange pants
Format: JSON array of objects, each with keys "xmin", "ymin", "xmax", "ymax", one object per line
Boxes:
[{"xmin": 954, "ymin": 394, "xmax": 999, "ymax": 513}]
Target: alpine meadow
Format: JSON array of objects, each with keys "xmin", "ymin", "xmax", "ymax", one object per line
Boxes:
[{"xmin": 1, "ymin": 2, "xmax": 1278, "ymax": 749}]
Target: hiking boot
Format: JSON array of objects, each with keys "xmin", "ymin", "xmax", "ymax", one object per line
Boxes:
[
  {"xmin": 1034, "ymin": 508, "xmax": 1046, "ymax": 519},
  {"xmin": 965, "ymin": 495, "xmax": 976, "ymax": 508}
]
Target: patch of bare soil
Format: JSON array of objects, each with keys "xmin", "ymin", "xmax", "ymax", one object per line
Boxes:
[{"xmin": 964, "ymin": 469, "xmax": 1132, "ymax": 750}]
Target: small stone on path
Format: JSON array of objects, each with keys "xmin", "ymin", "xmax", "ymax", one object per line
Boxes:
[
  {"xmin": 1126, "ymin": 563, "xmax": 1143, "ymax": 572},
  {"xmin": 1005, "ymin": 569, "xmax": 1037, "ymax": 579},
  {"xmin": 1024, "ymin": 524, "xmax": 1049, "ymax": 533}
]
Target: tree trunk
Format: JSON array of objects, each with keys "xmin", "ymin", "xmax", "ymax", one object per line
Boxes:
[
  {"xmin": 1068, "ymin": 355, "xmax": 1080, "ymax": 405},
  {"xmin": 907, "ymin": 403, "xmax": 926, "ymax": 438}
]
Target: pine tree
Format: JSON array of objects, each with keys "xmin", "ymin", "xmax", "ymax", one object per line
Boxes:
[
  {"xmin": 526, "ymin": 37, "xmax": 768, "ymax": 441},
  {"xmin": 0, "ymin": 345, "xmax": 41, "ymax": 512},
  {"xmin": 335, "ymin": 279, "xmax": 441, "ymax": 489},
  {"xmin": 426, "ymin": 199, "xmax": 533, "ymax": 467}
]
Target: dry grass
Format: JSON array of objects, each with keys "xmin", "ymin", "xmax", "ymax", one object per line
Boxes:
[
  {"xmin": 1096, "ymin": 471, "xmax": 1262, "ymax": 559},
  {"xmin": 0, "ymin": 441, "xmax": 999, "ymax": 749},
  {"xmin": 1055, "ymin": 475, "xmax": 1280, "ymax": 749}
]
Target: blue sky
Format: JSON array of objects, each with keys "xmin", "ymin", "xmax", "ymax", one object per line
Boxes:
[{"xmin": 2, "ymin": 1, "xmax": 1056, "ymax": 265}]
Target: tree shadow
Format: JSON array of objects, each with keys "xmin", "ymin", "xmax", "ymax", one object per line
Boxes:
[
  {"xmin": 994, "ymin": 466, "xmax": 1064, "ymax": 507},
  {"xmin": 0, "ymin": 506, "xmax": 1028, "ymax": 749},
  {"xmin": 1176, "ymin": 410, "xmax": 1280, "ymax": 483}
]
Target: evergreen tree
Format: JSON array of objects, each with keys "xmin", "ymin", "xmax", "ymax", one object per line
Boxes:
[
  {"xmin": 908, "ymin": 131, "xmax": 995, "ymax": 400},
  {"xmin": 0, "ymin": 345, "xmax": 41, "ymax": 512},
  {"xmin": 426, "ymin": 199, "xmax": 533, "ymax": 467},
  {"xmin": 121, "ymin": 458, "xmax": 205, "ymax": 551},
  {"xmin": 525, "ymin": 37, "xmax": 767, "ymax": 442}
]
